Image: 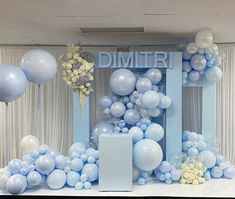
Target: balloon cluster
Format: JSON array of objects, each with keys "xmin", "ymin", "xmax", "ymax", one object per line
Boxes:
[
  {"xmin": 181, "ymin": 130, "xmax": 235, "ymax": 181},
  {"xmin": 0, "ymin": 136, "xmax": 99, "ymax": 194},
  {"xmin": 181, "ymin": 29, "xmax": 223, "ymax": 85},
  {"xmin": 154, "ymin": 161, "xmax": 181, "ymax": 184},
  {"xmin": 0, "ymin": 49, "xmax": 57, "ymax": 103}
]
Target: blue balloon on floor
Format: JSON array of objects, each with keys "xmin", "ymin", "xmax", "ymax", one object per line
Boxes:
[
  {"xmin": 47, "ymin": 169, "xmax": 66, "ymax": 189},
  {"xmin": 67, "ymin": 171, "xmax": 80, "ymax": 187},
  {"xmin": 70, "ymin": 158, "xmax": 84, "ymax": 172},
  {"xmin": 82, "ymin": 164, "xmax": 99, "ymax": 182},
  {"xmin": 158, "ymin": 161, "xmax": 171, "ymax": 173},
  {"xmin": 211, "ymin": 166, "xmax": 223, "ymax": 179},
  {"xmin": 223, "ymin": 167, "xmax": 235, "ymax": 179},
  {"xmin": 198, "ymin": 151, "xmax": 216, "ymax": 169},
  {"xmin": 27, "ymin": 171, "xmax": 41, "ymax": 186},
  {"xmin": 35, "ymin": 155, "xmax": 55, "ymax": 175},
  {"xmin": 6, "ymin": 174, "xmax": 27, "ymax": 194}
]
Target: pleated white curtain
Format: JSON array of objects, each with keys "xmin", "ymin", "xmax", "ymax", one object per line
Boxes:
[{"xmin": 0, "ymin": 46, "xmax": 73, "ymax": 167}]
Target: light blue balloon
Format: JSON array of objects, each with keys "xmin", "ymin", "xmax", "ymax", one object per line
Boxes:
[
  {"xmin": 158, "ymin": 95, "xmax": 172, "ymax": 109},
  {"xmin": 188, "ymin": 132, "xmax": 198, "ymax": 141},
  {"xmin": 182, "ymin": 130, "xmax": 190, "ymax": 141},
  {"xmin": 84, "ymin": 181, "xmax": 92, "ymax": 190},
  {"xmin": 145, "ymin": 123, "xmax": 164, "ymax": 142},
  {"xmin": 92, "ymin": 122, "xmax": 114, "ymax": 146},
  {"xmin": 20, "ymin": 49, "xmax": 57, "ymax": 85},
  {"xmin": 145, "ymin": 68, "xmax": 162, "ymax": 85},
  {"xmin": 6, "ymin": 174, "xmax": 27, "ymax": 194},
  {"xmin": 0, "ymin": 64, "xmax": 27, "ymax": 103},
  {"xmin": 7, "ymin": 159, "xmax": 22, "ymax": 175},
  {"xmin": 47, "ymin": 169, "xmax": 66, "ymax": 189},
  {"xmin": 188, "ymin": 70, "xmax": 200, "ymax": 81},
  {"xmin": 69, "ymin": 143, "xmax": 86, "ymax": 156},
  {"xmin": 190, "ymin": 54, "xmax": 207, "ymax": 71},
  {"xmin": 211, "ymin": 166, "xmax": 223, "ymax": 179},
  {"xmin": 66, "ymin": 171, "xmax": 80, "ymax": 187},
  {"xmin": 142, "ymin": 90, "xmax": 160, "ymax": 109},
  {"xmin": 215, "ymin": 154, "xmax": 224, "ymax": 166},
  {"xmin": 183, "ymin": 51, "xmax": 192, "ymax": 60},
  {"xmin": 100, "ymin": 96, "xmax": 112, "ymax": 109},
  {"xmin": 110, "ymin": 102, "xmax": 126, "ymax": 117},
  {"xmin": 133, "ymin": 139, "xmax": 163, "ymax": 172},
  {"xmin": 128, "ymin": 127, "xmax": 144, "ymax": 143},
  {"xmin": 27, "ymin": 171, "xmax": 41, "ymax": 186},
  {"xmin": 35, "ymin": 155, "xmax": 55, "ymax": 175},
  {"xmin": 138, "ymin": 177, "xmax": 146, "ymax": 185},
  {"xmin": 205, "ymin": 66, "xmax": 222, "ymax": 83},
  {"xmin": 159, "ymin": 161, "xmax": 172, "ymax": 173},
  {"xmin": 187, "ymin": 147, "xmax": 199, "ymax": 157},
  {"xmin": 70, "ymin": 158, "xmax": 84, "ymax": 172},
  {"xmin": 182, "ymin": 72, "xmax": 188, "ymax": 79},
  {"xmin": 136, "ymin": 78, "xmax": 152, "ymax": 93},
  {"xmin": 124, "ymin": 109, "xmax": 140, "ymax": 125},
  {"xmin": 55, "ymin": 155, "xmax": 69, "ymax": 169},
  {"xmin": 82, "ymin": 164, "xmax": 98, "ymax": 182},
  {"xmin": 170, "ymin": 169, "xmax": 181, "ymax": 181},
  {"xmin": 182, "ymin": 61, "xmax": 192, "ymax": 73},
  {"xmin": 223, "ymin": 167, "xmax": 235, "ymax": 179},
  {"xmin": 204, "ymin": 170, "xmax": 211, "ymax": 181},
  {"xmin": 197, "ymin": 140, "xmax": 208, "ymax": 152},
  {"xmin": 198, "ymin": 151, "xmax": 216, "ymax": 169},
  {"xmin": 109, "ymin": 69, "xmax": 136, "ymax": 96}
]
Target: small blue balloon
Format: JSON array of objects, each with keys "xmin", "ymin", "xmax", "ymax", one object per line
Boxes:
[
  {"xmin": 216, "ymin": 155, "xmax": 224, "ymax": 166},
  {"xmin": 6, "ymin": 174, "xmax": 27, "ymax": 194},
  {"xmin": 183, "ymin": 51, "xmax": 192, "ymax": 61},
  {"xmin": 83, "ymin": 181, "xmax": 92, "ymax": 190},
  {"xmin": 187, "ymin": 147, "xmax": 199, "ymax": 157},
  {"xmin": 145, "ymin": 123, "xmax": 164, "ymax": 142},
  {"xmin": 35, "ymin": 155, "xmax": 55, "ymax": 175},
  {"xmin": 138, "ymin": 177, "xmax": 146, "ymax": 185},
  {"xmin": 211, "ymin": 166, "xmax": 223, "ymax": 179},
  {"xmin": 70, "ymin": 158, "xmax": 84, "ymax": 172},
  {"xmin": 128, "ymin": 127, "xmax": 144, "ymax": 143},
  {"xmin": 182, "ymin": 61, "xmax": 192, "ymax": 73},
  {"xmin": 27, "ymin": 171, "xmax": 41, "ymax": 186},
  {"xmin": 67, "ymin": 171, "xmax": 80, "ymax": 187},
  {"xmin": 47, "ymin": 169, "xmax": 66, "ymax": 189},
  {"xmin": 80, "ymin": 173, "xmax": 88, "ymax": 183},
  {"xmin": 7, "ymin": 159, "xmax": 22, "ymax": 175},
  {"xmin": 170, "ymin": 169, "xmax": 181, "ymax": 181},
  {"xmin": 197, "ymin": 141, "xmax": 208, "ymax": 152},
  {"xmin": 68, "ymin": 143, "xmax": 86, "ymax": 156},
  {"xmin": 165, "ymin": 178, "xmax": 172, "ymax": 184},
  {"xmin": 87, "ymin": 156, "xmax": 96, "ymax": 164},
  {"xmin": 136, "ymin": 78, "xmax": 152, "ymax": 93},
  {"xmin": 126, "ymin": 102, "xmax": 134, "ymax": 109},
  {"xmin": 188, "ymin": 132, "xmax": 198, "ymax": 141},
  {"xmin": 159, "ymin": 161, "xmax": 172, "ymax": 173},
  {"xmin": 100, "ymin": 96, "xmax": 112, "ymax": 109},
  {"xmin": 223, "ymin": 167, "xmax": 235, "ymax": 179},
  {"xmin": 204, "ymin": 170, "xmax": 211, "ymax": 181},
  {"xmin": 188, "ymin": 70, "xmax": 200, "ymax": 81},
  {"xmin": 110, "ymin": 102, "xmax": 126, "ymax": 117},
  {"xmin": 124, "ymin": 109, "xmax": 140, "ymax": 125},
  {"xmin": 82, "ymin": 164, "xmax": 98, "ymax": 182},
  {"xmin": 182, "ymin": 130, "xmax": 190, "ymax": 141},
  {"xmin": 75, "ymin": 181, "xmax": 84, "ymax": 190}
]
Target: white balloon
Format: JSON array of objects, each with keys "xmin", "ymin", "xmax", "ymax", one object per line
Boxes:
[
  {"xmin": 186, "ymin": 42, "xmax": 198, "ymax": 54},
  {"xmin": 195, "ymin": 29, "xmax": 213, "ymax": 49},
  {"xmin": 21, "ymin": 135, "xmax": 40, "ymax": 154}
]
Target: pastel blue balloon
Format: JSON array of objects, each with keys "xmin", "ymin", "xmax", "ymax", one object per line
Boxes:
[
  {"xmin": 55, "ymin": 155, "xmax": 69, "ymax": 169},
  {"xmin": 75, "ymin": 181, "xmax": 83, "ymax": 190},
  {"xmin": 109, "ymin": 69, "xmax": 136, "ymax": 96},
  {"xmin": 46, "ymin": 149, "xmax": 59, "ymax": 158},
  {"xmin": 142, "ymin": 90, "xmax": 160, "ymax": 109},
  {"xmin": 170, "ymin": 169, "xmax": 181, "ymax": 181},
  {"xmin": 182, "ymin": 51, "xmax": 192, "ymax": 60},
  {"xmin": 70, "ymin": 158, "xmax": 84, "ymax": 172},
  {"xmin": 198, "ymin": 151, "xmax": 216, "ymax": 169},
  {"xmin": 84, "ymin": 181, "xmax": 92, "ymax": 190},
  {"xmin": 187, "ymin": 147, "xmax": 199, "ymax": 157},
  {"xmin": 35, "ymin": 155, "xmax": 55, "ymax": 175},
  {"xmin": 0, "ymin": 64, "xmax": 27, "ymax": 103},
  {"xmin": 66, "ymin": 171, "xmax": 80, "ymax": 187},
  {"xmin": 188, "ymin": 132, "xmax": 198, "ymax": 141},
  {"xmin": 100, "ymin": 96, "xmax": 112, "ymax": 109},
  {"xmin": 110, "ymin": 102, "xmax": 126, "ymax": 117},
  {"xmin": 211, "ymin": 166, "xmax": 223, "ymax": 179},
  {"xmin": 69, "ymin": 143, "xmax": 86, "ymax": 156},
  {"xmin": 165, "ymin": 178, "xmax": 172, "ymax": 184},
  {"xmin": 205, "ymin": 66, "xmax": 222, "ymax": 83},
  {"xmin": 190, "ymin": 54, "xmax": 207, "ymax": 71},
  {"xmin": 6, "ymin": 174, "xmax": 27, "ymax": 194},
  {"xmin": 216, "ymin": 155, "xmax": 224, "ymax": 166},
  {"xmin": 133, "ymin": 139, "xmax": 163, "ymax": 172},
  {"xmin": 159, "ymin": 161, "xmax": 172, "ymax": 173},
  {"xmin": 204, "ymin": 170, "xmax": 211, "ymax": 181},
  {"xmin": 188, "ymin": 70, "xmax": 200, "ymax": 81},
  {"xmin": 145, "ymin": 68, "xmax": 162, "ymax": 85},
  {"xmin": 124, "ymin": 109, "xmax": 140, "ymax": 125},
  {"xmin": 92, "ymin": 122, "xmax": 114, "ymax": 146},
  {"xmin": 182, "ymin": 130, "xmax": 190, "ymax": 141},
  {"xmin": 145, "ymin": 123, "xmax": 164, "ymax": 142},
  {"xmin": 136, "ymin": 77, "xmax": 152, "ymax": 93},
  {"xmin": 47, "ymin": 169, "xmax": 66, "ymax": 189},
  {"xmin": 82, "ymin": 163, "xmax": 98, "ymax": 182},
  {"xmin": 27, "ymin": 171, "xmax": 41, "ymax": 186},
  {"xmin": 128, "ymin": 127, "xmax": 144, "ymax": 143},
  {"xmin": 87, "ymin": 156, "xmax": 96, "ymax": 164},
  {"xmin": 223, "ymin": 167, "xmax": 235, "ymax": 179},
  {"xmin": 80, "ymin": 173, "xmax": 88, "ymax": 182},
  {"xmin": 197, "ymin": 140, "xmax": 208, "ymax": 151},
  {"xmin": 20, "ymin": 49, "xmax": 57, "ymax": 85},
  {"xmin": 165, "ymin": 172, "xmax": 171, "ymax": 179},
  {"xmin": 158, "ymin": 95, "xmax": 172, "ymax": 109},
  {"xmin": 182, "ymin": 61, "xmax": 192, "ymax": 73},
  {"xmin": 138, "ymin": 177, "xmax": 146, "ymax": 185},
  {"xmin": 7, "ymin": 159, "xmax": 22, "ymax": 175},
  {"xmin": 155, "ymin": 171, "xmax": 165, "ymax": 181}
]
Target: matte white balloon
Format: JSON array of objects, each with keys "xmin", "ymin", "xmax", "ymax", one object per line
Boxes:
[
  {"xmin": 20, "ymin": 135, "xmax": 40, "ymax": 155},
  {"xmin": 186, "ymin": 42, "xmax": 198, "ymax": 54},
  {"xmin": 195, "ymin": 29, "xmax": 213, "ymax": 49}
]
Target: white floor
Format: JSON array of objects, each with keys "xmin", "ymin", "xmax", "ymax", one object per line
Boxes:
[{"xmin": 1, "ymin": 179, "xmax": 235, "ymax": 197}]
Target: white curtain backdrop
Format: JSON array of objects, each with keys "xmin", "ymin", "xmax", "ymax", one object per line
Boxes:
[{"xmin": 0, "ymin": 46, "xmax": 72, "ymax": 167}]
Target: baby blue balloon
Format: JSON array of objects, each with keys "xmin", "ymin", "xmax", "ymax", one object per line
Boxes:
[
  {"xmin": 110, "ymin": 102, "xmax": 126, "ymax": 117},
  {"xmin": 205, "ymin": 66, "xmax": 222, "ymax": 83},
  {"xmin": 55, "ymin": 155, "xmax": 69, "ymax": 169},
  {"xmin": 7, "ymin": 159, "xmax": 22, "ymax": 175},
  {"xmin": 145, "ymin": 68, "xmax": 162, "ymax": 84},
  {"xmin": 145, "ymin": 123, "xmax": 164, "ymax": 142},
  {"xmin": 6, "ymin": 174, "xmax": 27, "ymax": 194},
  {"xmin": 66, "ymin": 171, "xmax": 80, "ymax": 187},
  {"xmin": 190, "ymin": 54, "xmax": 207, "ymax": 71},
  {"xmin": 27, "ymin": 171, "xmax": 41, "ymax": 186},
  {"xmin": 70, "ymin": 158, "xmax": 84, "ymax": 172},
  {"xmin": 158, "ymin": 95, "xmax": 172, "ymax": 109},
  {"xmin": 124, "ymin": 109, "xmax": 140, "ymax": 125},
  {"xmin": 109, "ymin": 69, "xmax": 136, "ymax": 96},
  {"xmin": 142, "ymin": 90, "xmax": 160, "ymax": 109},
  {"xmin": 223, "ymin": 167, "xmax": 235, "ymax": 179},
  {"xmin": 136, "ymin": 78, "xmax": 152, "ymax": 93},
  {"xmin": 100, "ymin": 96, "xmax": 112, "ymax": 109},
  {"xmin": 35, "ymin": 155, "xmax": 55, "ymax": 175},
  {"xmin": 82, "ymin": 163, "xmax": 99, "ymax": 182},
  {"xmin": 0, "ymin": 64, "xmax": 27, "ymax": 103},
  {"xmin": 20, "ymin": 49, "xmax": 57, "ymax": 85},
  {"xmin": 92, "ymin": 122, "xmax": 114, "ymax": 146},
  {"xmin": 47, "ymin": 169, "xmax": 66, "ymax": 189},
  {"xmin": 133, "ymin": 139, "xmax": 163, "ymax": 172},
  {"xmin": 198, "ymin": 151, "xmax": 216, "ymax": 169},
  {"xmin": 158, "ymin": 161, "xmax": 171, "ymax": 173},
  {"xmin": 188, "ymin": 70, "xmax": 200, "ymax": 81},
  {"xmin": 69, "ymin": 143, "xmax": 86, "ymax": 156},
  {"xmin": 128, "ymin": 127, "xmax": 144, "ymax": 143},
  {"xmin": 211, "ymin": 166, "xmax": 223, "ymax": 179}
]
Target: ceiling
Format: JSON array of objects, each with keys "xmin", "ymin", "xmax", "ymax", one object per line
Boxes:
[{"xmin": 0, "ymin": 0, "xmax": 234, "ymax": 45}]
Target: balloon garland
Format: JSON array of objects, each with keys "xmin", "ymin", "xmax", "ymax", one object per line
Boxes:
[{"xmin": 60, "ymin": 44, "xmax": 95, "ymax": 111}]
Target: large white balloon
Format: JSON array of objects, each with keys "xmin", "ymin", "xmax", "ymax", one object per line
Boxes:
[
  {"xmin": 20, "ymin": 135, "xmax": 40, "ymax": 154},
  {"xmin": 195, "ymin": 29, "xmax": 213, "ymax": 49},
  {"xmin": 20, "ymin": 49, "xmax": 57, "ymax": 85}
]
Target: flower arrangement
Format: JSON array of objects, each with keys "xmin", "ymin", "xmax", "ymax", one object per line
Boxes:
[{"xmin": 60, "ymin": 44, "xmax": 95, "ymax": 110}]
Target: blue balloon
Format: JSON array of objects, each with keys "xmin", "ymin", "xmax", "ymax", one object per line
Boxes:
[
  {"xmin": 110, "ymin": 102, "xmax": 126, "ymax": 117},
  {"xmin": 35, "ymin": 155, "xmax": 55, "ymax": 175},
  {"xmin": 124, "ymin": 109, "xmax": 140, "ymax": 125},
  {"xmin": 128, "ymin": 127, "xmax": 144, "ymax": 143},
  {"xmin": 205, "ymin": 66, "xmax": 222, "ymax": 83},
  {"xmin": 187, "ymin": 147, "xmax": 199, "ymax": 157},
  {"xmin": 109, "ymin": 69, "xmax": 136, "ymax": 96},
  {"xmin": 70, "ymin": 158, "xmax": 84, "ymax": 172},
  {"xmin": 215, "ymin": 155, "xmax": 224, "ymax": 166},
  {"xmin": 138, "ymin": 177, "xmax": 146, "ymax": 185},
  {"xmin": 158, "ymin": 95, "xmax": 172, "ymax": 109},
  {"xmin": 55, "ymin": 155, "xmax": 69, "ymax": 169},
  {"xmin": 142, "ymin": 90, "xmax": 160, "ymax": 109},
  {"xmin": 158, "ymin": 161, "xmax": 172, "ymax": 173},
  {"xmin": 0, "ymin": 64, "xmax": 27, "ymax": 103},
  {"xmin": 211, "ymin": 166, "xmax": 223, "ymax": 179},
  {"xmin": 145, "ymin": 68, "xmax": 162, "ymax": 85},
  {"xmin": 69, "ymin": 143, "xmax": 86, "ymax": 156},
  {"xmin": 100, "ymin": 96, "xmax": 112, "ymax": 109},
  {"xmin": 67, "ymin": 171, "xmax": 80, "ymax": 187},
  {"xmin": 188, "ymin": 70, "xmax": 200, "ymax": 81},
  {"xmin": 6, "ymin": 174, "xmax": 27, "ymax": 194},
  {"xmin": 197, "ymin": 140, "xmax": 208, "ymax": 151},
  {"xmin": 188, "ymin": 132, "xmax": 198, "ymax": 141},
  {"xmin": 47, "ymin": 169, "xmax": 66, "ymax": 189},
  {"xmin": 204, "ymin": 170, "xmax": 211, "ymax": 181},
  {"xmin": 145, "ymin": 123, "xmax": 164, "ymax": 142},
  {"xmin": 82, "ymin": 163, "xmax": 99, "ymax": 182},
  {"xmin": 182, "ymin": 130, "xmax": 190, "ymax": 141},
  {"xmin": 182, "ymin": 61, "xmax": 192, "ymax": 73},
  {"xmin": 136, "ymin": 78, "xmax": 152, "ymax": 93},
  {"xmin": 75, "ymin": 181, "xmax": 84, "ymax": 190},
  {"xmin": 190, "ymin": 54, "xmax": 207, "ymax": 71},
  {"xmin": 170, "ymin": 169, "xmax": 181, "ymax": 181},
  {"xmin": 92, "ymin": 122, "xmax": 114, "ymax": 146},
  {"xmin": 198, "ymin": 151, "xmax": 216, "ymax": 169},
  {"xmin": 27, "ymin": 171, "xmax": 41, "ymax": 186},
  {"xmin": 7, "ymin": 159, "xmax": 22, "ymax": 175},
  {"xmin": 223, "ymin": 167, "xmax": 235, "ymax": 179},
  {"xmin": 20, "ymin": 49, "xmax": 57, "ymax": 85},
  {"xmin": 182, "ymin": 51, "xmax": 192, "ymax": 60}
]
